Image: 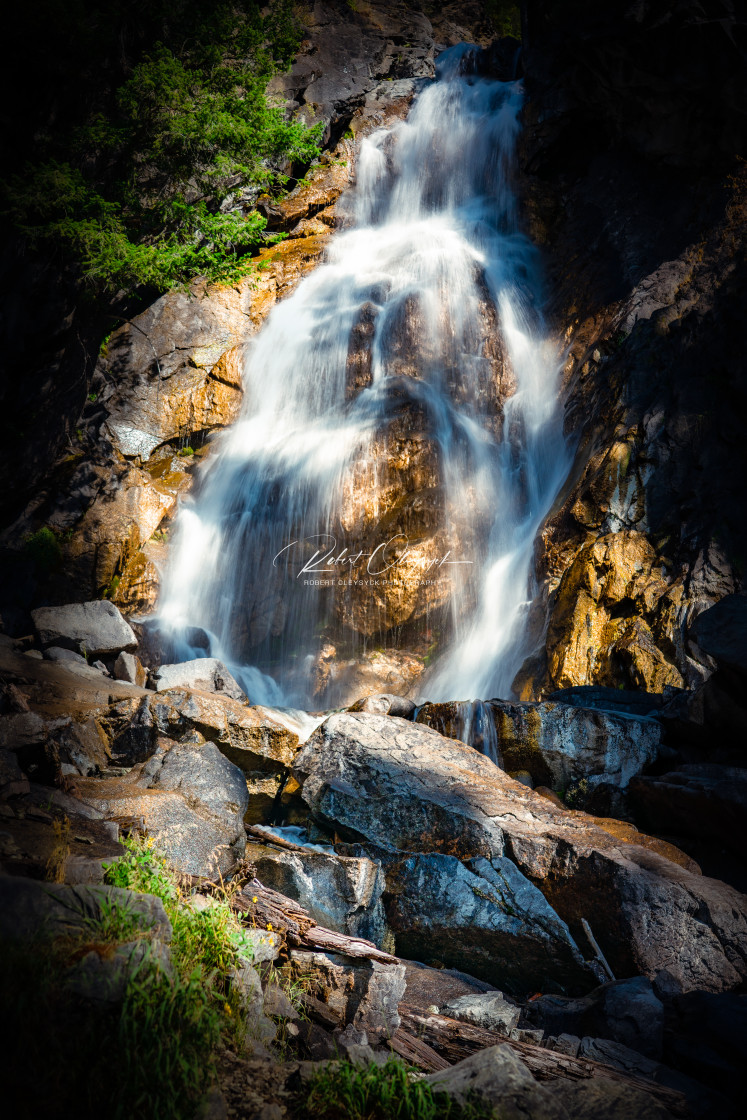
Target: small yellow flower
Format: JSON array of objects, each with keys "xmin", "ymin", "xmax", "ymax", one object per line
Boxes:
[
  {"xmin": 266, "ymin": 923, "xmax": 273, "ymax": 931},
  {"xmin": 252, "ymin": 896, "xmax": 258, "ymax": 903},
  {"xmin": 146, "ymin": 837, "xmax": 155, "ymax": 849},
  {"xmin": 224, "ymin": 1003, "xmax": 232, "ymax": 1015}
]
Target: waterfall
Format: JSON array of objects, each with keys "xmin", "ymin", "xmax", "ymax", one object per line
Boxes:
[{"xmin": 155, "ymin": 44, "xmax": 570, "ymax": 708}]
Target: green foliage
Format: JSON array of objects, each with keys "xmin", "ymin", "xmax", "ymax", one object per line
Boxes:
[
  {"xmin": 24, "ymin": 525, "xmax": 62, "ymax": 571},
  {"xmin": 115, "ymin": 964, "xmax": 222, "ymax": 1120},
  {"xmin": 1, "ymin": 1, "xmax": 321, "ymax": 296},
  {"xmin": 178, "ymin": 445, "xmax": 196, "ymax": 457},
  {"xmin": 305, "ymin": 1057, "xmax": 498, "ymax": 1120},
  {"xmin": 485, "ymin": 1, "xmax": 521, "ymax": 38}
]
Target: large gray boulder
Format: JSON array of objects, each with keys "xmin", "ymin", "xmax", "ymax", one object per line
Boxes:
[
  {"xmin": 32, "ymin": 600, "xmax": 137, "ymax": 658},
  {"xmin": 153, "ymin": 658, "xmax": 246, "ymax": 701},
  {"xmin": 382, "ymin": 850, "xmax": 591, "ymax": 996},
  {"xmin": 245, "ymin": 840, "xmax": 388, "ymax": 947},
  {"xmin": 425, "ymin": 1045, "xmax": 565, "ymax": 1120},
  {"xmin": 416, "ymin": 699, "xmax": 662, "ymax": 790},
  {"xmin": 73, "ymin": 733, "xmax": 249, "ymax": 877},
  {"xmin": 294, "ymin": 713, "xmax": 747, "ymax": 993}
]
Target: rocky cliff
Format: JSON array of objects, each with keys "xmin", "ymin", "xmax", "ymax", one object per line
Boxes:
[{"xmin": 514, "ymin": 0, "xmax": 747, "ymax": 696}]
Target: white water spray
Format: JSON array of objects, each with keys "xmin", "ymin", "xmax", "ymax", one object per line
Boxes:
[{"xmin": 156, "ymin": 46, "xmax": 570, "ymax": 706}]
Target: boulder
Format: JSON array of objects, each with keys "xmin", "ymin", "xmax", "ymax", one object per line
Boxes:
[
  {"xmin": 629, "ymin": 765, "xmax": 747, "ymax": 857},
  {"xmin": 73, "ymin": 734, "xmax": 248, "ymax": 877},
  {"xmin": 425, "ymin": 1045, "xmax": 565, "ymax": 1120},
  {"xmin": 401, "ymin": 960, "xmax": 497, "ymax": 1014},
  {"xmin": 31, "ymin": 600, "xmax": 137, "ymax": 658},
  {"xmin": 289, "ymin": 948, "xmax": 406, "ymax": 1042},
  {"xmin": 552, "ymin": 1075, "xmax": 675, "ymax": 1120},
  {"xmin": 349, "ymin": 693, "xmax": 417, "ymax": 718},
  {"xmin": 442, "ymin": 992, "xmax": 520, "ymax": 1034},
  {"xmin": 0, "ymin": 876, "xmax": 171, "ymax": 942},
  {"xmin": 245, "ymin": 840, "xmax": 388, "ymax": 947},
  {"xmin": 382, "ymin": 850, "xmax": 591, "ymax": 996},
  {"xmin": 114, "ymin": 651, "xmax": 147, "ymax": 687},
  {"xmin": 294, "ymin": 713, "xmax": 747, "ymax": 992},
  {"xmin": 525, "ymin": 977, "xmax": 664, "ymax": 1059},
  {"xmin": 0, "ymin": 749, "xmax": 30, "ymax": 797},
  {"xmin": 45, "ymin": 646, "xmax": 88, "ymax": 665},
  {"xmin": 153, "ymin": 658, "xmax": 246, "ymax": 701},
  {"xmin": 96, "ymin": 688, "xmax": 299, "ymax": 776},
  {"xmin": 416, "ymin": 699, "xmax": 662, "ymax": 791},
  {"xmin": 64, "ymin": 938, "xmax": 173, "ymax": 1004}
]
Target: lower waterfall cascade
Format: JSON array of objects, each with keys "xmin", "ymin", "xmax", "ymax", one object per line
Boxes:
[{"xmin": 156, "ymin": 43, "xmax": 571, "ymax": 708}]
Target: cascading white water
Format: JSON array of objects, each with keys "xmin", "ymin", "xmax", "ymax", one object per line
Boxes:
[{"xmin": 156, "ymin": 45, "xmax": 570, "ymax": 707}]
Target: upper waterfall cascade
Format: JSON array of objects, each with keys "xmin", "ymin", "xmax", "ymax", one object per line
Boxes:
[{"xmin": 156, "ymin": 44, "xmax": 570, "ymax": 707}]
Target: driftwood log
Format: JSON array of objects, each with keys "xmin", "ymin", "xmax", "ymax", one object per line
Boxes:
[
  {"xmin": 231, "ymin": 878, "xmax": 398, "ymax": 964},
  {"xmin": 398, "ymin": 1010, "xmax": 688, "ymax": 1116}
]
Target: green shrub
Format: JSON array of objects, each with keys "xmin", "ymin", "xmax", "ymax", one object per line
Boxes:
[
  {"xmin": 24, "ymin": 525, "xmax": 62, "ymax": 571},
  {"xmin": 305, "ymin": 1057, "xmax": 498, "ymax": 1120},
  {"xmin": 1, "ymin": 1, "xmax": 321, "ymax": 296}
]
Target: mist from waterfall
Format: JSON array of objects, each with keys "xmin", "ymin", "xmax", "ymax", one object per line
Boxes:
[{"xmin": 156, "ymin": 45, "xmax": 570, "ymax": 706}]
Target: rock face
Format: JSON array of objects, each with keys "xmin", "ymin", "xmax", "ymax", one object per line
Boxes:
[
  {"xmin": 514, "ymin": 0, "xmax": 747, "ymax": 697},
  {"xmin": 416, "ymin": 699, "xmax": 662, "ymax": 791},
  {"xmin": 294, "ymin": 713, "xmax": 747, "ymax": 993},
  {"xmin": 73, "ymin": 734, "xmax": 249, "ymax": 877},
  {"xmin": 31, "ymin": 600, "xmax": 136, "ymax": 657}
]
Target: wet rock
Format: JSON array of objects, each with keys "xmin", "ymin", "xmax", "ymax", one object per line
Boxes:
[
  {"xmin": 425, "ymin": 1045, "xmax": 564, "ymax": 1119},
  {"xmin": 548, "ymin": 687, "xmax": 667, "ymax": 718},
  {"xmin": 382, "ymin": 850, "xmax": 591, "ymax": 996},
  {"xmin": 417, "ymin": 699, "xmax": 662, "ymax": 790},
  {"xmin": 312, "ymin": 648, "xmax": 426, "ymax": 709},
  {"xmin": 289, "ymin": 949, "xmax": 405, "ymax": 1043},
  {"xmin": 0, "ymin": 876, "xmax": 171, "ymax": 942},
  {"xmin": 113, "ymin": 651, "xmax": 147, "ymax": 687},
  {"xmin": 245, "ymin": 840, "xmax": 388, "ymax": 947},
  {"xmin": 442, "ymin": 992, "xmax": 520, "ymax": 1034},
  {"xmin": 348, "ymin": 693, "xmax": 417, "ymax": 718},
  {"xmin": 153, "ymin": 658, "xmax": 247, "ymax": 701},
  {"xmin": 31, "ymin": 600, "xmax": 137, "ymax": 658},
  {"xmin": 294, "ymin": 713, "xmax": 747, "ymax": 992},
  {"xmin": 73, "ymin": 734, "xmax": 248, "ymax": 877}
]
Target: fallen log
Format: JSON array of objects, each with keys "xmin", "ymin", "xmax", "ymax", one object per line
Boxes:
[
  {"xmin": 231, "ymin": 878, "xmax": 398, "ymax": 964},
  {"xmin": 388, "ymin": 1028, "xmax": 450, "ymax": 1072},
  {"xmin": 400, "ymin": 1009, "xmax": 688, "ymax": 1116}
]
